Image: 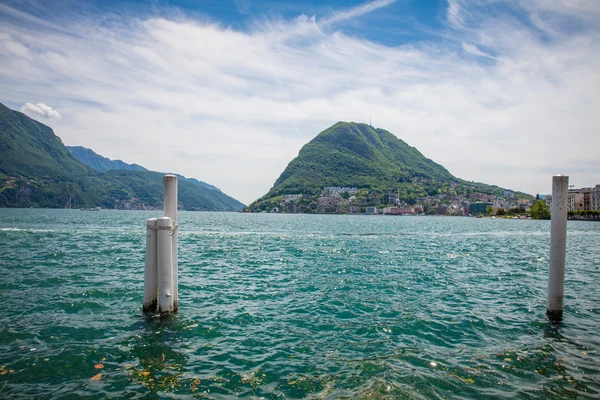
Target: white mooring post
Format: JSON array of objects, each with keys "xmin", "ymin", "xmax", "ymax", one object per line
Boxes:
[
  {"xmin": 164, "ymin": 174, "xmax": 179, "ymax": 311},
  {"xmin": 547, "ymin": 174, "xmax": 569, "ymax": 321},
  {"xmin": 157, "ymin": 216, "xmax": 174, "ymax": 313},
  {"xmin": 143, "ymin": 218, "xmax": 158, "ymax": 312}
]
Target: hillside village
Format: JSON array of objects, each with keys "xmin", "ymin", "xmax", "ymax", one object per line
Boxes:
[
  {"xmin": 261, "ymin": 186, "xmax": 529, "ymax": 215},
  {"xmin": 262, "ymin": 184, "xmax": 600, "ymax": 216}
]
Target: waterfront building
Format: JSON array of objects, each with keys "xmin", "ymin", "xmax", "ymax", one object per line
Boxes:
[
  {"xmin": 435, "ymin": 205, "xmax": 448, "ymax": 215},
  {"xmin": 365, "ymin": 206, "xmax": 377, "ymax": 215},
  {"xmin": 583, "ymin": 185, "xmax": 600, "ymax": 211},
  {"xmin": 593, "ymin": 185, "xmax": 600, "ymax": 210},
  {"xmin": 567, "ymin": 191, "xmax": 584, "ymax": 211},
  {"xmin": 386, "ymin": 207, "xmax": 417, "ymax": 215},
  {"xmin": 548, "ymin": 184, "xmax": 599, "ymax": 211},
  {"xmin": 317, "ymin": 196, "xmax": 343, "ymax": 213}
]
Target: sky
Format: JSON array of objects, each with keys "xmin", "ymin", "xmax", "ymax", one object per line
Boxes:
[{"xmin": 1, "ymin": 0, "xmax": 599, "ymax": 204}]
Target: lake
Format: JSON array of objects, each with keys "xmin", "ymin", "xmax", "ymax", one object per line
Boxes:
[{"xmin": 0, "ymin": 209, "xmax": 599, "ymax": 399}]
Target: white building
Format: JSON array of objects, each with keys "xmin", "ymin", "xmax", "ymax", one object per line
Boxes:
[{"xmin": 323, "ymin": 187, "xmax": 358, "ymax": 196}]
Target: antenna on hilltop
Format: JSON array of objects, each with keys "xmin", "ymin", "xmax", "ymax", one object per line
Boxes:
[{"xmin": 369, "ymin": 116, "xmax": 372, "ymax": 127}]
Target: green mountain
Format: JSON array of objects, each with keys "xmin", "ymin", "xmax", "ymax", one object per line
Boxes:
[
  {"xmin": 249, "ymin": 121, "xmax": 531, "ymax": 211},
  {"xmin": 179, "ymin": 176, "xmax": 221, "ymax": 192},
  {"xmin": 67, "ymin": 145, "xmax": 222, "ymax": 192},
  {"xmin": 67, "ymin": 146, "xmax": 147, "ymax": 172},
  {"xmin": 0, "ymin": 103, "xmax": 244, "ymax": 210},
  {"xmin": 0, "ymin": 103, "xmax": 113, "ymax": 208},
  {"xmin": 102, "ymin": 170, "xmax": 244, "ymax": 211}
]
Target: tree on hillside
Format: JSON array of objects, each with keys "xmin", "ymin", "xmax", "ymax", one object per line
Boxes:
[
  {"xmin": 531, "ymin": 200, "xmax": 551, "ymax": 220},
  {"xmin": 486, "ymin": 206, "xmax": 494, "ymax": 215}
]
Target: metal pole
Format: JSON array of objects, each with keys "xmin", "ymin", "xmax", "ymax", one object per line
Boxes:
[
  {"xmin": 164, "ymin": 174, "xmax": 178, "ymax": 311},
  {"xmin": 547, "ymin": 174, "xmax": 569, "ymax": 321},
  {"xmin": 143, "ymin": 218, "xmax": 158, "ymax": 312},
  {"xmin": 157, "ymin": 216, "xmax": 174, "ymax": 313}
]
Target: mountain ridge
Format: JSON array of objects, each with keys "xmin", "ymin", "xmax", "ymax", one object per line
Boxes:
[
  {"xmin": 249, "ymin": 121, "xmax": 531, "ymax": 212},
  {"xmin": 0, "ymin": 103, "xmax": 244, "ymax": 210},
  {"xmin": 67, "ymin": 146, "xmax": 147, "ymax": 172},
  {"xmin": 67, "ymin": 145, "xmax": 222, "ymax": 192}
]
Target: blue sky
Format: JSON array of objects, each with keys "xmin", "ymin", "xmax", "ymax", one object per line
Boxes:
[{"xmin": 1, "ymin": 0, "xmax": 599, "ymax": 203}]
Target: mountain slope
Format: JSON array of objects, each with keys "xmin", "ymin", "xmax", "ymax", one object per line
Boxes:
[
  {"xmin": 0, "ymin": 103, "xmax": 244, "ymax": 210},
  {"xmin": 104, "ymin": 170, "xmax": 244, "ymax": 211},
  {"xmin": 250, "ymin": 121, "xmax": 531, "ymax": 209},
  {"xmin": 270, "ymin": 122, "xmax": 454, "ymax": 196},
  {"xmin": 67, "ymin": 146, "xmax": 147, "ymax": 172},
  {"xmin": 0, "ymin": 104, "xmax": 93, "ymax": 179},
  {"xmin": 0, "ymin": 103, "xmax": 118, "ymax": 208},
  {"xmin": 66, "ymin": 145, "xmax": 223, "ymax": 193}
]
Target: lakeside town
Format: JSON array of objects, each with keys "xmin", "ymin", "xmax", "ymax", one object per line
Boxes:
[{"xmin": 267, "ymin": 184, "xmax": 600, "ymax": 217}]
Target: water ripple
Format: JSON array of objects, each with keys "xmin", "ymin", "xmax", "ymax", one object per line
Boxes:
[{"xmin": 0, "ymin": 210, "xmax": 599, "ymax": 398}]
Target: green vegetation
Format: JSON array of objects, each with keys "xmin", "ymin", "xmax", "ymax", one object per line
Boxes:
[
  {"xmin": 0, "ymin": 103, "xmax": 113, "ymax": 208},
  {"xmin": 0, "ymin": 103, "xmax": 244, "ymax": 210},
  {"xmin": 496, "ymin": 208, "xmax": 506, "ymax": 216},
  {"xmin": 486, "ymin": 206, "xmax": 494, "ymax": 215},
  {"xmin": 507, "ymin": 206, "xmax": 526, "ymax": 215},
  {"xmin": 568, "ymin": 210, "xmax": 600, "ymax": 220},
  {"xmin": 104, "ymin": 170, "xmax": 244, "ymax": 211},
  {"xmin": 248, "ymin": 122, "xmax": 532, "ymax": 211},
  {"xmin": 67, "ymin": 146, "xmax": 147, "ymax": 172},
  {"xmin": 68, "ymin": 145, "xmax": 225, "ymax": 194},
  {"xmin": 530, "ymin": 200, "xmax": 551, "ymax": 220}
]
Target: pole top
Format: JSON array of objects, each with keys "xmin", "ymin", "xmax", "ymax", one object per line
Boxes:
[
  {"xmin": 552, "ymin": 175, "xmax": 569, "ymax": 183},
  {"xmin": 157, "ymin": 216, "xmax": 173, "ymax": 227},
  {"xmin": 553, "ymin": 174, "xmax": 569, "ymax": 177},
  {"xmin": 164, "ymin": 174, "xmax": 177, "ymax": 179},
  {"xmin": 146, "ymin": 218, "xmax": 158, "ymax": 227}
]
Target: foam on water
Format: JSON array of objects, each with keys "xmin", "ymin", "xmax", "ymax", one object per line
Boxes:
[{"xmin": 0, "ymin": 209, "xmax": 599, "ymax": 399}]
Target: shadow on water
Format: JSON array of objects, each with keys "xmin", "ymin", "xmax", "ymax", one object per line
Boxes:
[{"xmin": 123, "ymin": 313, "xmax": 200, "ymax": 396}]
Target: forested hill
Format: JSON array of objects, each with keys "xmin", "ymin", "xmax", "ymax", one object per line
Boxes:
[
  {"xmin": 67, "ymin": 146, "xmax": 223, "ymax": 192},
  {"xmin": 67, "ymin": 146, "xmax": 147, "ymax": 172},
  {"xmin": 0, "ymin": 103, "xmax": 244, "ymax": 210},
  {"xmin": 249, "ymin": 121, "xmax": 531, "ymax": 210}
]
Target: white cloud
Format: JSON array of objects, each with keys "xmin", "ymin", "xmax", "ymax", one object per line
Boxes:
[
  {"xmin": 321, "ymin": 0, "xmax": 397, "ymax": 25},
  {"xmin": 446, "ymin": 0, "xmax": 464, "ymax": 29},
  {"xmin": 20, "ymin": 102, "xmax": 62, "ymax": 119},
  {"xmin": 461, "ymin": 42, "xmax": 494, "ymax": 58},
  {"xmin": 0, "ymin": 1, "xmax": 599, "ymax": 203}
]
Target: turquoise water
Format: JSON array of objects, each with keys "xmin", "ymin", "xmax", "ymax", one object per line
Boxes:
[{"xmin": 0, "ymin": 209, "xmax": 599, "ymax": 399}]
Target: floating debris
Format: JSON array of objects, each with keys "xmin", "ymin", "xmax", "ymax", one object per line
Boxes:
[
  {"xmin": 451, "ymin": 372, "xmax": 474, "ymax": 384},
  {"xmin": 91, "ymin": 374, "xmax": 102, "ymax": 381}
]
